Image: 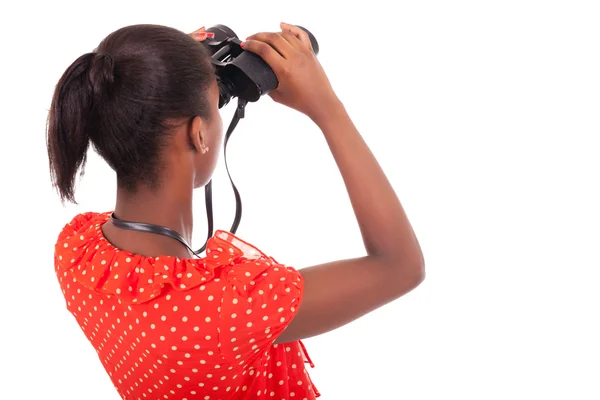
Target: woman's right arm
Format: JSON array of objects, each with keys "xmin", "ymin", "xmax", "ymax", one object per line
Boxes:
[{"xmin": 244, "ymin": 24, "xmax": 425, "ymax": 343}]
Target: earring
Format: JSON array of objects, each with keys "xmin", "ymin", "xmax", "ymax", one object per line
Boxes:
[{"xmin": 198, "ymin": 132, "xmax": 210, "ymax": 154}]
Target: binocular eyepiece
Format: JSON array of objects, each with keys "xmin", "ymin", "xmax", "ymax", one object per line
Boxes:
[{"xmin": 202, "ymin": 25, "xmax": 319, "ymax": 108}]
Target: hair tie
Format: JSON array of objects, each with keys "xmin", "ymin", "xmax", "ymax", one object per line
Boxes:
[
  {"xmin": 89, "ymin": 51, "xmax": 115, "ymax": 95},
  {"xmin": 95, "ymin": 52, "xmax": 114, "ymax": 66}
]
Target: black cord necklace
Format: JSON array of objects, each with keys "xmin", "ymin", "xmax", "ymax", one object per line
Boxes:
[{"xmin": 109, "ymin": 213, "xmax": 200, "ymax": 257}]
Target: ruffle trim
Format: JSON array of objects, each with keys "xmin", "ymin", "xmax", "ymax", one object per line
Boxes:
[{"xmin": 54, "ymin": 212, "xmax": 285, "ymax": 304}]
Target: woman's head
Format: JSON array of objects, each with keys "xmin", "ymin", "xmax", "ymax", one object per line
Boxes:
[{"xmin": 47, "ymin": 24, "xmax": 223, "ymax": 203}]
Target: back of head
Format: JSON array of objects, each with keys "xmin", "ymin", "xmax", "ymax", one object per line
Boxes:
[{"xmin": 46, "ymin": 24, "xmax": 215, "ymax": 203}]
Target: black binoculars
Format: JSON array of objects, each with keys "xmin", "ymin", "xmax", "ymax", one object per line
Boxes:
[{"xmin": 203, "ymin": 25, "xmax": 319, "ymax": 108}]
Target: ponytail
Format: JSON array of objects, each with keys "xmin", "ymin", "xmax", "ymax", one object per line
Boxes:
[
  {"xmin": 46, "ymin": 52, "xmax": 115, "ymax": 203},
  {"xmin": 47, "ymin": 25, "xmax": 215, "ymax": 203}
]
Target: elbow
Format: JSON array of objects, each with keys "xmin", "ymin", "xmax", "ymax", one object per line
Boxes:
[
  {"xmin": 388, "ymin": 256, "xmax": 425, "ymax": 290},
  {"xmin": 408, "ymin": 261, "xmax": 426, "ymax": 288}
]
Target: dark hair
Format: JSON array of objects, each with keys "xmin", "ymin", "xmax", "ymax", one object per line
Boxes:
[{"xmin": 46, "ymin": 24, "xmax": 215, "ymax": 203}]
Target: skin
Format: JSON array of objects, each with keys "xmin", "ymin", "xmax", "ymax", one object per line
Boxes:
[{"xmin": 103, "ymin": 23, "xmax": 425, "ymax": 344}]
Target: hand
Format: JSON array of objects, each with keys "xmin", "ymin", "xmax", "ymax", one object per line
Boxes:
[
  {"xmin": 188, "ymin": 27, "xmax": 215, "ymax": 42},
  {"xmin": 243, "ymin": 22, "xmax": 341, "ymax": 123}
]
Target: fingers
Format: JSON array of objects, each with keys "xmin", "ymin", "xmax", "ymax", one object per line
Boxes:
[
  {"xmin": 242, "ymin": 24, "xmax": 314, "ymax": 71},
  {"xmin": 279, "ymin": 31, "xmax": 305, "ymax": 52},
  {"xmin": 189, "ymin": 27, "xmax": 215, "ymax": 42},
  {"xmin": 280, "ymin": 22, "xmax": 313, "ymax": 51},
  {"xmin": 241, "ymin": 38, "xmax": 286, "ymax": 68},
  {"xmin": 245, "ymin": 32, "xmax": 298, "ymax": 59}
]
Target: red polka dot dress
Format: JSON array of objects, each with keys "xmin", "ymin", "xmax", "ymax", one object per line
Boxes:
[{"xmin": 54, "ymin": 212, "xmax": 320, "ymax": 400}]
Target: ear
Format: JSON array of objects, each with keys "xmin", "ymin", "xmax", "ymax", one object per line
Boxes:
[{"xmin": 187, "ymin": 116, "xmax": 207, "ymax": 153}]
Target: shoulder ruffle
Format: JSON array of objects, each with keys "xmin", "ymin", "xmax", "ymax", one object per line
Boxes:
[{"xmin": 54, "ymin": 212, "xmax": 285, "ymax": 304}]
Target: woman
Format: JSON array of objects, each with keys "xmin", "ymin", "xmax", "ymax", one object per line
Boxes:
[{"xmin": 48, "ymin": 23, "xmax": 425, "ymax": 399}]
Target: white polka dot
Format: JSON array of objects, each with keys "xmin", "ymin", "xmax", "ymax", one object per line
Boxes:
[
  {"xmin": 205, "ymin": 317, "xmax": 211, "ymax": 323},
  {"xmin": 232, "ymin": 298, "xmax": 238, "ymax": 304},
  {"xmin": 185, "ymin": 295, "xmax": 192, "ymax": 301}
]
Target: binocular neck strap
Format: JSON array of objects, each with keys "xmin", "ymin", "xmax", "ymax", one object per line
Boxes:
[{"xmin": 196, "ymin": 98, "xmax": 248, "ymax": 255}]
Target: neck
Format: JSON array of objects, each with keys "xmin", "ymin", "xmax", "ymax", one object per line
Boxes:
[{"xmin": 110, "ymin": 184, "xmax": 195, "ymax": 257}]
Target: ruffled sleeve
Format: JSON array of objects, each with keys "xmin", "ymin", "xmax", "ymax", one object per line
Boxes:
[{"xmin": 216, "ymin": 232, "xmax": 304, "ymax": 369}]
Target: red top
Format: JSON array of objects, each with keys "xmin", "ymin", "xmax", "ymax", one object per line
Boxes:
[{"xmin": 54, "ymin": 212, "xmax": 319, "ymax": 400}]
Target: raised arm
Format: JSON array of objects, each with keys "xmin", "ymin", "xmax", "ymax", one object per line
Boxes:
[{"xmin": 244, "ymin": 23, "xmax": 425, "ymax": 343}]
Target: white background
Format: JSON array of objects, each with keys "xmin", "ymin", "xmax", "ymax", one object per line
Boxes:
[{"xmin": 1, "ymin": 0, "xmax": 599, "ymax": 399}]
